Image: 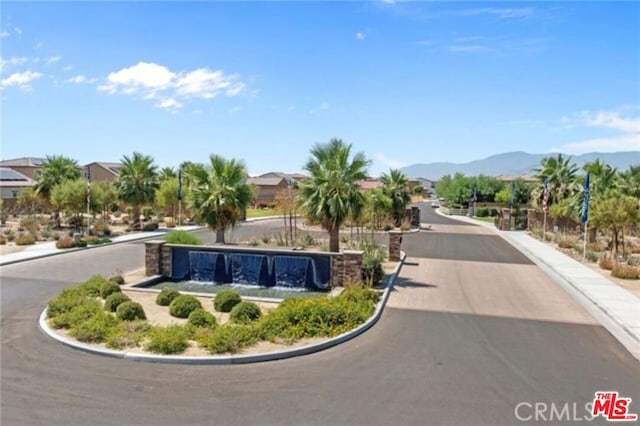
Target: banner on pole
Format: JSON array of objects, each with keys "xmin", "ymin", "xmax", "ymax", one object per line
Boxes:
[
  {"xmin": 177, "ymin": 169, "xmax": 182, "ymax": 201},
  {"xmin": 581, "ymin": 172, "xmax": 590, "ymax": 224},
  {"xmin": 542, "ymin": 178, "xmax": 548, "ymax": 213}
]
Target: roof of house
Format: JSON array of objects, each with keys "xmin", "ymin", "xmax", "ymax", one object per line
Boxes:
[
  {"xmin": 0, "ymin": 157, "xmax": 45, "ymax": 167},
  {"xmin": 247, "ymin": 176, "xmax": 287, "ymax": 186},
  {"xmin": 357, "ymin": 179, "xmax": 383, "ymax": 190},
  {"xmin": 85, "ymin": 162, "xmax": 122, "ymax": 175},
  {"xmin": 0, "ymin": 167, "xmax": 35, "ymax": 187},
  {"xmin": 258, "ymin": 172, "xmax": 307, "ymax": 183}
]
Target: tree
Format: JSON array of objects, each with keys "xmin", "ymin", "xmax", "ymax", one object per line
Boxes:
[
  {"xmin": 298, "ymin": 138, "xmax": 370, "ymax": 253},
  {"xmin": 50, "ymin": 179, "xmax": 97, "ymax": 229},
  {"xmin": 16, "ymin": 188, "xmax": 44, "ymax": 216},
  {"xmin": 617, "ymin": 165, "xmax": 640, "ymax": 198},
  {"xmin": 155, "ymin": 177, "xmax": 182, "ymax": 222},
  {"xmin": 381, "ymin": 169, "xmax": 411, "ymax": 226},
  {"xmin": 115, "ymin": 152, "xmax": 159, "ymax": 229},
  {"xmin": 494, "ymin": 178, "xmax": 530, "ymax": 206},
  {"xmin": 366, "ymin": 188, "xmax": 392, "ymax": 232},
  {"xmin": 186, "ymin": 154, "xmax": 254, "ymax": 244},
  {"xmin": 91, "ymin": 181, "xmax": 118, "ymax": 220},
  {"xmin": 533, "ymin": 154, "xmax": 579, "ymax": 205},
  {"xmin": 158, "ymin": 167, "xmax": 177, "ymax": 182},
  {"xmin": 34, "ymin": 155, "xmax": 81, "ymax": 200},
  {"xmin": 590, "ymin": 189, "xmax": 640, "ymax": 255},
  {"xmin": 274, "ymin": 185, "xmax": 298, "ymax": 244}
]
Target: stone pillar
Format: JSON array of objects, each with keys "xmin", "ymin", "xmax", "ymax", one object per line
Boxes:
[
  {"xmin": 331, "ymin": 255, "xmax": 345, "ymax": 288},
  {"xmin": 388, "ymin": 231, "xmax": 403, "ymax": 261},
  {"xmin": 161, "ymin": 244, "xmax": 172, "ymax": 276},
  {"xmin": 411, "ymin": 207, "xmax": 420, "ymax": 227},
  {"xmin": 343, "ymin": 250, "xmax": 364, "ymax": 286},
  {"xmin": 145, "ymin": 240, "xmax": 165, "ymax": 276}
]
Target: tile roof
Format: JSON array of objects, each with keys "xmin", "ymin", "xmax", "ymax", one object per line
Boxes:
[{"xmin": 0, "ymin": 157, "xmax": 45, "ymax": 167}]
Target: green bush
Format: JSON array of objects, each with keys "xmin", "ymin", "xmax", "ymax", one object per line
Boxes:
[
  {"xmin": 339, "ymin": 283, "xmax": 380, "ymax": 305},
  {"xmin": 156, "ymin": 288, "xmax": 181, "ymax": 306},
  {"xmin": 163, "ymin": 230, "xmax": 203, "ymax": 245},
  {"xmin": 69, "ymin": 311, "xmax": 119, "ymax": 343},
  {"xmin": 229, "ymin": 301, "xmax": 262, "ymax": 324},
  {"xmin": 362, "ymin": 251, "xmax": 385, "ymax": 287},
  {"xmin": 15, "ymin": 234, "xmax": 36, "ymax": 245},
  {"xmin": 49, "ymin": 298, "xmax": 102, "ymax": 329},
  {"xmin": 144, "ymin": 325, "xmax": 190, "ymax": 354},
  {"xmin": 169, "ymin": 295, "xmax": 202, "ymax": 318},
  {"xmin": 585, "ymin": 250, "xmax": 599, "ymax": 263},
  {"xmin": 47, "ymin": 287, "xmax": 88, "ymax": 318},
  {"xmin": 79, "ymin": 275, "xmax": 110, "ymax": 297},
  {"xmin": 104, "ymin": 292, "xmax": 131, "ymax": 312},
  {"xmin": 187, "ymin": 309, "xmax": 217, "ymax": 328},
  {"xmin": 204, "ymin": 325, "xmax": 258, "ymax": 354},
  {"xmin": 75, "ymin": 240, "xmax": 88, "ymax": 248},
  {"xmin": 116, "ymin": 301, "xmax": 146, "ymax": 321},
  {"xmin": 106, "ymin": 320, "xmax": 150, "ymax": 349},
  {"xmin": 108, "ymin": 274, "xmax": 125, "ymax": 285},
  {"xmin": 100, "ymin": 280, "xmax": 122, "ymax": 299},
  {"xmin": 213, "ymin": 289, "xmax": 242, "ymax": 313}
]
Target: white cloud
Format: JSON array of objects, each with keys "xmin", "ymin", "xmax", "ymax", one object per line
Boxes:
[
  {"xmin": 1, "ymin": 70, "xmax": 43, "ymax": 90},
  {"xmin": 0, "ymin": 56, "xmax": 29, "ymax": 71},
  {"xmin": 98, "ymin": 61, "xmax": 246, "ymax": 113},
  {"xmin": 309, "ymin": 101, "xmax": 329, "ymax": 114},
  {"xmin": 229, "ymin": 106, "xmax": 243, "ymax": 113},
  {"xmin": 155, "ymin": 98, "xmax": 182, "ymax": 113},
  {"xmin": 63, "ymin": 65, "xmax": 73, "ymax": 72},
  {"xmin": 446, "ymin": 44, "xmax": 491, "ymax": 53},
  {"xmin": 355, "ymin": 32, "xmax": 366, "ymax": 40},
  {"xmin": 65, "ymin": 75, "xmax": 97, "ymax": 84},
  {"xmin": 554, "ymin": 108, "xmax": 640, "ymax": 154},
  {"xmin": 45, "ymin": 56, "xmax": 62, "ymax": 65},
  {"xmin": 458, "ymin": 7, "xmax": 535, "ymax": 19},
  {"xmin": 376, "ymin": 153, "xmax": 407, "ymax": 170},
  {"xmin": 0, "ymin": 31, "xmax": 9, "ymax": 39}
]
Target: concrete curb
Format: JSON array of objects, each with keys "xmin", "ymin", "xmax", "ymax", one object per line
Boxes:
[{"xmin": 39, "ymin": 253, "xmax": 405, "ymax": 364}]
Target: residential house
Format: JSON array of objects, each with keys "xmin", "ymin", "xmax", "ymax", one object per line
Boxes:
[
  {"xmin": 247, "ymin": 176, "xmax": 290, "ymax": 207},
  {"xmin": 0, "ymin": 167, "xmax": 35, "ymax": 208},
  {"xmin": 0, "ymin": 157, "xmax": 45, "ymax": 179},
  {"xmin": 84, "ymin": 162, "xmax": 121, "ymax": 182},
  {"xmin": 357, "ymin": 179, "xmax": 383, "ymax": 191}
]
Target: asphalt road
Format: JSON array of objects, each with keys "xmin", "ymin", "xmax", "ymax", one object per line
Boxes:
[{"xmin": 1, "ymin": 211, "xmax": 638, "ymax": 425}]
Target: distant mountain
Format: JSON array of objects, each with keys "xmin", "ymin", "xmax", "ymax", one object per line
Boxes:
[{"xmin": 400, "ymin": 151, "xmax": 640, "ymax": 181}]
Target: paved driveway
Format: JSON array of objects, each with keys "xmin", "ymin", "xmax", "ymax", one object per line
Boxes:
[{"xmin": 1, "ymin": 213, "xmax": 638, "ymax": 425}]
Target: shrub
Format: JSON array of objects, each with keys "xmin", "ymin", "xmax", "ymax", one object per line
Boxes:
[
  {"xmin": 108, "ymin": 274, "xmax": 125, "ymax": 285},
  {"xmin": 15, "ymin": 234, "xmax": 36, "ymax": 245},
  {"xmin": 555, "ymin": 237, "xmax": 574, "ymax": 249},
  {"xmin": 296, "ymin": 233, "xmax": 315, "ymax": 247},
  {"xmin": 230, "ymin": 301, "xmax": 262, "ymax": 324},
  {"xmin": 70, "ymin": 311, "xmax": 119, "ymax": 343},
  {"xmin": 56, "ymin": 236, "xmax": 75, "ymax": 249},
  {"xmin": 156, "ymin": 288, "xmax": 181, "ymax": 306},
  {"xmin": 261, "ymin": 234, "xmax": 271, "ymax": 244},
  {"xmin": 116, "ymin": 301, "xmax": 146, "ymax": 321},
  {"xmin": 79, "ymin": 275, "xmax": 110, "ymax": 297},
  {"xmin": 104, "ymin": 292, "xmax": 131, "ymax": 312},
  {"xmin": 19, "ymin": 217, "xmax": 40, "ymax": 233},
  {"xmin": 163, "ymin": 230, "xmax": 203, "ymax": 245},
  {"xmin": 340, "ymin": 283, "xmax": 380, "ymax": 305},
  {"xmin": 586, "ymin": 242, "xmax": 606, "ymax": 252},
  {"xmin": 187, "ymin": 308, "xmax": 217, "ymax": 328},
  {"xmin": 145, "ymin": 325, "xmax": 190, "ymax": 354},
  {"xmin": 475, "ymin": 207, "xmax": 489, "ymax": 217},
  {"xmin": 599, "ymin": 253, "xmax": 617, "ymax": 271},
  {"xmin": 165, "ymin": 219, "xmax": 176, "ymax": 228},
  {"xmin": 106, "ymin": 320, "xmax": 150, "ymax": 349},
  {"xmin": 585, "ymin": 250, "xmax": 599, "ymax": 263},
  {"xmin": 204, "ymin": 325, "xmax": 258, "ymax": 354},
  {"xmin": 47, "ymin": 287, "xmax": 89, "ymax": 318},
  {"xmin": 213, "ymin": 289, "xmax": 242, "ymax": 313},
  {"xmin": 362, "ymin": 250, "xmax": 385, "ymax": 287},
  {"xmin": 49, "ymin": 298, "xmax": 102, "ymax": 329},
  {"xmin": 67, "ymin": 215, "xmax": 83, "ymax": 229},
  {"xmin": 142, "ymin": 222, "xmax": 159, "ymax": 232},
  {"xmin": 248, "ymin": 239, "xmax": 259, "ymax": 247},
  {"xmin": 141, "ymin": 206, "xmax": 154, "ymax": 219},
  {"xmin": 0, "ymin": 235, "xmax": 5, "ymax": 245},
  {"xmin": 100, "ymin": 280, "xmax": 122, "ymax": 299},
  {"xmin": 75, "ymin": 240, "xmax": 88, "ymax": 248},
  {"xmin": 169, "ymin": 295, "xmax": 202, "ymax": 318},
  {"xmin": 6, "ymin": 232, "xmax": 15, "ymax": 242},
  {"xmin": 612, "ymin": 264, "xmax": 640, "ymax": 280}
]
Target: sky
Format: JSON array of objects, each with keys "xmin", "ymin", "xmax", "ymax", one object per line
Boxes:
[{"xmin": 1, "ymin": 1, "xmax": 639, "ymax": 177}]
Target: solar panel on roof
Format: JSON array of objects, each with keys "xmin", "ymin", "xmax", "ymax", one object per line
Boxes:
[{"xmin": 0, "ymin": 169, "xmax": 29, "ymax": 181}]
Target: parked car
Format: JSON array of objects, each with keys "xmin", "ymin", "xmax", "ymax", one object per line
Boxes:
[{"xmin": 431, "ymin": 200, "xmax": 440, "ymax": 208}]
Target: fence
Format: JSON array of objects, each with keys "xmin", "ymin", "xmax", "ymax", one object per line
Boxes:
[{"xmin": 440, "ymin": 207, "xmax": 469, "ymax": 216}]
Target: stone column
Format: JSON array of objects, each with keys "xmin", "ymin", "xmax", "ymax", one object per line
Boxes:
[
  {"xmin": 411, "ymin": 206, "xmax": 420, "ymax": 227},
  {"xmin": 161, "ymin": 244, "xmax": 172, "ymax": 276},
  {"xmin": 145, "ymin": 240, "xmax": 165, "ymax": 276},
  {"xmin": 343, "ymin": 250, "xmax": 364, "ymax": 286},
  {"xmin": 388, "ymin": 231, "xmax": 403, "ymax": 261},
  {"xmin": 331, "ymin": 255, "xmax": 345, "ymax": 288}
]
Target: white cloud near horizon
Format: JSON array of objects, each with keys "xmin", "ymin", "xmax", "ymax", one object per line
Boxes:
[
  {"xmin": 376, "ymin": 153, "xmax": 407, "ymax": 170},
  {"xmin": 65, "ymin": 75, "xmax": 97, "ymax": 84},
  {"xmin": 553, "ymin": 109, "xmax": 640, "ymax": 154},
  {"xmin": 45, "ymin": 56, "xmax": 62, "ymax": 65},
  {"xmin": 97, "ymin": 61, "xmax": 246, "ymax": 112},
  {"xmin": 1, "ymin": 70, "xmax": 43, "ymax": 90}
]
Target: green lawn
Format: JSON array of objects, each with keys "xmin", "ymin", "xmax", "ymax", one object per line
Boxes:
[
  {"xmin": 474, "ymin": 216, "xmax": 495, "ymax": 223},
  {"xmin": 246, "ymin": 208, "xmax": 280, "ymax": 218}
]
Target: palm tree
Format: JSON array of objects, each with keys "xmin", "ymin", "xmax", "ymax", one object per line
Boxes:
[
  {"xmin": 186, "ymin": 155, "xmax": 253, "ymax": 243},
  {"xmin": 381, "ymin": 169, "xmax": 411, "ymax": 226},
  {"xmin": 533, "ymin": 154, "xmax": 579, "ymax": 204},
  {"xmin": 617, "ymin": 165, "xmax": 640, "ymax": 198},
  {"xmin": 583, "ymin": 159, "xmax": 617, "ymax": 196},
  {"xmin": 158, "ymin": 166, "xmax": 177, "ymax": 182},
  {"xmin": 34, "ymin": 155, "xmax": 82, "ymax": 199},
  {"xmin": 115, "ymin": 152, "xmax": 159, "ymax": 229},
  {"xmin": 298, "ymin": 138, "xmax": 370, "ymax": 253}
]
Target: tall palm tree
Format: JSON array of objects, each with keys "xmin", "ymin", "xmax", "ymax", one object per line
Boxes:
[
  {"xmin": 186, "ymin": 155, "xmax": 253, "ymax": 243},
  {"xmin": 617, "ymin": 165, "xmax": 640, "ymax": 198},
  {"xmin": 533, "ymin": 154, "xmax": 579, "ymax": 204},
  {"xmin": 583, "ymin": 159, "xmax": 617, "ymax": 196},
  {"xmin": 298, "ymin": 138, "xmax": 370, "ymax": 253},
  {"xmin": 115, "ymin": 152, "xmax": 159, "ymax": 229},
  {"xmin": 34, "ymin": 155, "xmax": 81, "ymax": 199},
  {"xmin": 381, "ymin": 169, "xmax": 411, "ymax": 226},
  {"xmin": 158, "ymin": 166, "xmax": 177, "ymax": 182}
]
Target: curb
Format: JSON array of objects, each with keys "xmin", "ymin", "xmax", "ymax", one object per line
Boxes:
[{"xmin": 39, "ymin": 253, "xmax": 405, "ymax": 364}]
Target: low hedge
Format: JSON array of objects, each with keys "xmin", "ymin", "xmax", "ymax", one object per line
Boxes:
[
  {"xmin": 229, "ymin": 301, "xmax": 262, "ymax": 324},
  {"xmin": 213, "ymin": 289, "xmax": 242, "ymax": 313},
  {"xmin": 104, "ymin": 293, "xmax": 131, "ymax": 312},
  {"xmin": 116, "ymin": 301, "xmax": 146, "ymax": 321},
  {"xmin": 105, "ymin": 320, "xmax": 150, "ymax": 350},
  {"xmin": 203, "ymin": 324, "xmax": 258, "ymax": 354},
  {"xmin": 187, "ymin": 309, "xmax": 217, "ymax": 328},
  {"xmin": 164, "ymin": 230, "xmax": 203, "ymax": 245},
  {"xmin": 69, "ymin": 311, "xmax": 119, "ymax": 343},
  {"xmin": 145, "ymin": 325, "xmax": 190, "ymax": 354},
  {"xmin": 156, "ymin": 288, "xmax": 181, "ymax": 306},
  {"xmin": 100, "ymin": 281, "xmax": 122, "ymax": 299},
  {"xmin": 169, "ymin": 295, "xmax": 202, "ymax": 318}
]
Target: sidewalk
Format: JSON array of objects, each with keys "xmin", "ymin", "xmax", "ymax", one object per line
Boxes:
[
  {"xmin": 437, "ymin": 211, "xmax": 640, "ymax": 360},
  {"xmin": 0, "ymin": 225, "xmax": 204, "ymax": 267}
]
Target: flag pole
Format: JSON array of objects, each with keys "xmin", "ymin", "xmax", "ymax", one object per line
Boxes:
[
  {"xmin": 178, "ymin": 168, "xmax": 183, "ymax": 227},
  {"xmin": 86, "ymin": 167, "xmax": 91, "ymax": 235},
  {"xmin": 583, "ymin": 219, "xmax": 588, "ymax": 261},
  {"xmin": 581, "ymin": 172, "xmax": 590, "ymax": 261}
]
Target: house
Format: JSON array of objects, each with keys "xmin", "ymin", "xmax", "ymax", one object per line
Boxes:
[
  {"xmin": 258, "ymin": 172, "xmax": 306, "ymax": 185},
  {"xmin": 247, "ymin": 176, "xmax": 290, "ymax": 207},
  {"xmin": 0, "ymin": 157, "xmax": 45, "ymax": 179},
  {"xmin": 0, "ymin": 167, "xmax": 35, "ymax": 208},
  {"xmin": 413, "ymin": 177, "xmax": 437, "ymax": 196},
  {"xmin": 84, "ymin": 162, "xmax": 121, "ymax": 182},
  {"xmin": 357, "ymin": 179, "xmax": 383, "ymax": 191}
]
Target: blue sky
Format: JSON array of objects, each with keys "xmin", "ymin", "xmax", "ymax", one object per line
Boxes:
[{"xmin": 1, "ymin": 1, "xmax": 639, "ymax": 176}]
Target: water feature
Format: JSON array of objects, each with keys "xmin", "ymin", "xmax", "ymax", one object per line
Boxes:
[
  {"xmin": 230, "ymin": 253, "xmax": 271, "ymax": 286},
  {"xmin": 273, "ymin": 255, "xmax": 313, "ymax": 288}
]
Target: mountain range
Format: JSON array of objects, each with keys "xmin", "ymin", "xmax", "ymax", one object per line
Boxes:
[{"xmin": 400, "ymin": 151, "xmax": 640, "ymax": 181}]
